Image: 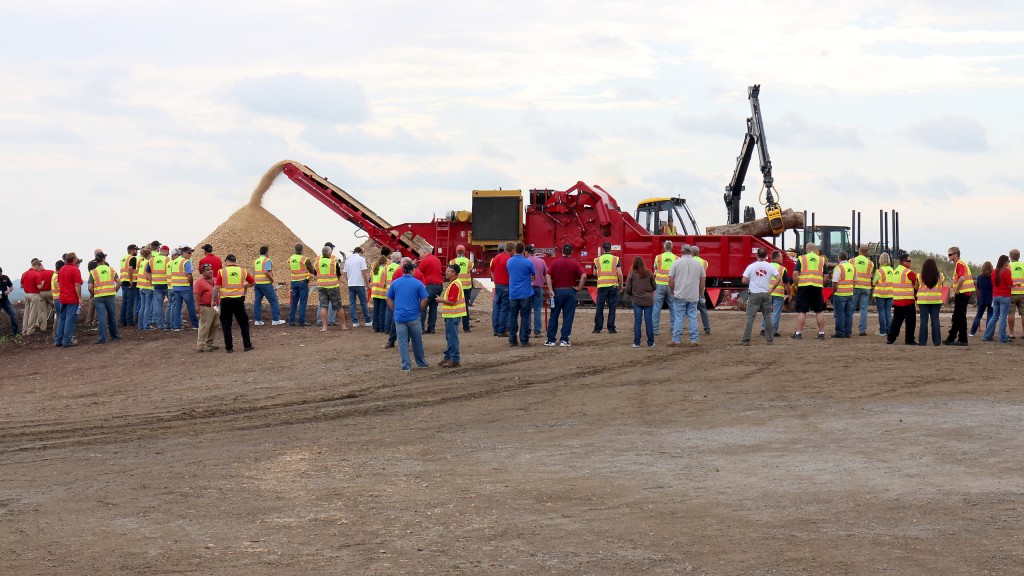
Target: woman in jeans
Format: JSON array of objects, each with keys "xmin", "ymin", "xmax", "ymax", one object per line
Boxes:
[
  {"xmin": 983, "ymin": 255, "xmax": 1012, "ymax": 343},
  {"xmin": 970, "ymin": 261, "xmax": 993, "ymax": 337},
  {"xmin": 916, "ymin": 258, "xmax": 943, "ymax": 346},
  {"xmin": 624, "ymin": 256, "xmax": 656, "ymax": 348},
  {"xmin": 873, "ymin": 252, "xmax": 894, "ymax": 335}
]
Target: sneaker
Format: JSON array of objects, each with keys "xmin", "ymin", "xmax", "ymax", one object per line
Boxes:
[
  {"xmin": 704, "ymin": 329, "xmax": 711, "ymax": 335},
  {"xmin": 773, "ymin": 332, "xmax": 781, "ymax": 337},
  {"xmin": 791, "ymin": 333, "xmax": 802, "ymax": 340},
  {"xmin": 383, "ymin": 342, "xmax": 395, "ymax": 349},
  {"xmin": 544, "ymin": 341, "xmax": 556, "ymax": 347},
  {"xmin": 534, "ymin": 331, "xmax": 542, "ymax": 337},
  {"xmin": 363, "ymin": 323, "xmax": 372, "ymax": 327},
  {"xmin": 647, "ymin": 343, "xmax": 655, "ymax": 348},
  {"xmin": 817, "ymin": 333, "xmax": 825, "ymax": 340},
  {"xmin": 633, "ymin": 344, "xmax": 641, "ymax": 348},
  {"xmin": 559, "ymin": 341, "xmax": 571, "ymax": 347},
  {"xmin": 521, "ymin": 342, "xmax": 532, "ymax": 347},
  {"xmin": 272, "ymin": 320, "xmax": 286, "ymax": 326},
  {"xmin": 608, "ymin": 329, "xmax": 617, "ymax": 334},
  {"xmin": 689, "ymin": 342, "xmax": 699, "ymax": 347},
  {"xmin": 254, "ymin": 321, "xmax": 265, "ymax": 326},
  {"xmin": 592, "ymin": 329, "xmax": 601, "ymax": 334},
  {"xmin": 667, "ymin": 342, "xmax": 682, "ymax": 348},
  {"xmin": 401, "ymin": 368, "xmax": 412, "ymax": 373},
  {"xmin": 859, "ymin": 331, "xmax": 867, "ymax": 336},
  {"xmin": 439, "ymin": 360, "xmax": 450, "ymax": 367},
  {"xmin": 741, "ymin": 340, "xmax": 750, "ymax": 346},
  {"xmin": 173, "ymin": 328, "xmax": 182, "ymax": 332},
  {"xmin": 243, "ymin": 346, "xmax": 255, "ymax": 352},
  {"xmin": 875, "ymin": 331, "xmax": 886, "ymax": 336},
  {"xmin": 353, "ymin": 323, "xmax": 359, "ymax": 328}
]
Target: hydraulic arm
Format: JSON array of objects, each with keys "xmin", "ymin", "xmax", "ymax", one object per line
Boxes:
[{"xmin": 723, "ymin": 84, "xmax": 784, "ymax": 235}]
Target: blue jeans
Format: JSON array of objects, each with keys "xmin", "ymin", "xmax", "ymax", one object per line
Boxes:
[
  {"xmin": 289, "ymin": 281, "xmax": 309, "ymax": 325},
  {"xmin": 876, "ymin": 298, "xmax": 893, "ymax": 334},
  {"xmin": 372, "ymin": 298, "xmax": 387, "ymax": 331},
  {"xmin": 444, "ymin": 317, "xmax": 461, "ymax": 362},
  {"xmin": 95, "ymin": 296, "xmax": 119, "ymax": 342},
  {"xmin": 508, "ymin": 296, "xmax": 532, "ymax": 344},
  {"xmin": 697, "ymin": 298, "xmax": 710, "ymax": 332},
  {"xmin": 120, "ymin": 285, "xmax": 137, "ymax": 326},
  {"xmin": 833, "ymin": 295, "xmax": 854, "ymax": 336},
  {"xmin": 56, "ymin": 303, "xmax": 80, "ymax": 346},
  {"xmin": 349, "ymin": 286, "xmax": 371, "ymax": 325},
  {"xmin": 652, "ymin": 284, "xmax": 675, "ymax": 335},
  {"xmin": 419, "ymin": 284, "xmax": 441, "ymax": 331},
  {"xmin": 492, "ymin": 284, "xmax": 509, "ymax": 334},
  {"xmin": 395, "ymin": 319, "xmax": 427, "ymax": 370},
  {"xmin": 762, "ymin": 295, "xmax": 785, "ymax": 334},
  {"xmin": 253, "ymin": 283, "xmax": 281, "ymax": 322},
  {"xmin": 594, "ymin": 286, "xmax": 619, "ymax": 332},
  {"xmin": 532, "ymin": 286, "xmax": 544, "ymax": 333},
  {"xmin": 171, "ymin": 289, "xmax": 198, "ymax": 329},
  {"xmin": 918, "ymin": 303, "xmax": 942, "ymax": 346},
  {"xmin": 151, "ymin": 286, "xmax": 168, "ymax": 329},
  {"xmin": 670, "ymin": 299, "xmax": 699, "ymax": 343},
  {"xmin": 854, "ymin": 288, "xmax": 871, "ymax": 334},
  {"xmin": 633, "ymin": 303, "xmax": 654, "ymax": 346},
  {"xmin": 1, "ymin": 298, "xmax": 19, "ymax": 335},
  {"xmin": 137, "ymin": 289, "xmax": 153, "ymax": 330},
  {"xmin": 384, "ymin": 307, "xmax": 394, "ymax": 335},
  {"xmin": 547, "ymin": 288, "xmax": 578, "ymax": 344},
  {"xmin": 984, "ymin": 296, "xmax": 1010, "ymax": 343},
  {"xmin": 971, "ymin": 300, "xmax": 993, "ymax": 336}
]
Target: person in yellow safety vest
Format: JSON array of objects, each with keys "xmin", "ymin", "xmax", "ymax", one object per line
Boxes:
[
  {"xmin": 886, "ymin": 253, "xmax": 919, "ymax": 345},
  {"xmin": 253, "ymin": 245, "xmax": 285, "ymax": 326},
  {"xmin": 830, "ymin": 251, "xmax": 856, "ymax": 338},
  {"xmin": 851, "ymin": 245, "xmax": 875, "ymax": 336},
  {"xmin": 88, "ymin": 252, "xmax": 121, "ymax": 344},
  {"xmin": 149, "ymin": 245, "xmax": 171, "ymax": 330},
  {"xmin": 762, "ymin": 249, "xmax": 791, "ymax": 337},
  {"xmin": 119, "ymin": 243, "xmax": 139, "ymax": 328},
  {"xmin": 382, "ymin": 251, "xmax": 403, "ymax": 345},
  {"xmin": 691, "ymin": 245, "xmax": 712, "ymax": 334},
  {"xmin": 593, "ymin": 241, "xmax": 623, "ymax": 334},
  {"xmin": 916, "ymin": 258, "xmax": 945, "ymax": 346},
  {"xmin": 1003, "ymin": 248, "xmax": 1024, "ymax": 340},
  {"xmin": 872, "ymin": 252, "xmax": 894, "ymax": 336},
  {"xmin": 212, "ymin": 253, "xmax": 255, "ymax": 352},
  {"xmin": 652, "ymin": 239, "xmax": 677, "ymax": 337},
  {"xmin": 437, "ymin": 263, "xmax": 468, "ymax": 368},
  {"xmin": 944, "ymin": 245, "xmax": 975, "ymax": 345},
  {"xmin": 791, "ymin": 242, "xmax": 827, "ymax": 340},
  {"xmin": 287, "ymin": 243, "xmax": 317, "ymax": 327},
  {"xmin": 49, "ymin": 260, "xmax": 64, "ymax": 343},
  {"xmin": 448, "ymin": 244, "xmax": 473, "ymax": 333},
  {"xmin": 316, "ymin": 245, "xmax": 348, "ymax": 332},
  {"xmin": 369, "ymin": 255, "xmax": 389, "ymax": 332},
  {"xmin": 136, "ymin": 248, "xmax": 154, "ymax": 331},
  {"xmin": 168, "ymin": 247, "xmax": 198, "ymax": 331}
]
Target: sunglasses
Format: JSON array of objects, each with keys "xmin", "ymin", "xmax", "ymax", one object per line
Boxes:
[{"xmin": 948, "ymin": 253, "xmax": 957, "ymax": 257}]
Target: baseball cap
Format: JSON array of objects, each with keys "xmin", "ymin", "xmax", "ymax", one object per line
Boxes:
[
  {"xmin": 525, "ymin": 244, "xmax": 535, "ymax": 253},
  {"xmin": 161, "ymin": 245, "xmax": 170, "ymax": 252},
  {"xmin": 127, "ymin": 243, "xmax": 138, "ymax": 250},
  {"xmin": 456, "ymin": 244, "xmax": 465, "ymax": 252},
  {"xmin": 324, "ymin": 242, "xmax": 336, "ymax": 249},
  {"xmin": 95, "ymin": 252, "xmax": 107, "ymax": 260},
  {"xmin": 181, "ymin": 246, "xmax": 193, "ymax": 253}
]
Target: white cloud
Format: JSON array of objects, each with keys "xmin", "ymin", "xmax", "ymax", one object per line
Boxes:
[
  {"xmin": 900, "ymin": 116, "xmax": 989, "ymax": 152},
  {"xmin": 233, "ymin": 73, "xmax": 369, "ymax": 125}
]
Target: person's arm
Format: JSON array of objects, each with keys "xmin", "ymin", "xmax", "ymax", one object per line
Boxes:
[
  {"xmin": 265, "ymin": 260, "xmax": 274, "ymax": 285},
  {"xmin": 305, "ymin": 259, "xmax": 317, "ymax": 276},
  {"xmin": 386, "ymin": 296, "xmax": 395, "ymax": 311},
  {"xmin": 419, "ymin": 297, "xmax": 428, "ymax": 311},
  {"xmin": 575, "ymin": 265, "xmax": 587, "ymax": 291},
  {"xmin": 624, "ymin": 273, "xmax": 634, "ymax": 297},
  {"xmin": 87, "ymin": 272, "xmax": 95, "ymax": 297},
  {"xmin": 545, "ymin": 273, "xmax": 553, "ymax": 296}
]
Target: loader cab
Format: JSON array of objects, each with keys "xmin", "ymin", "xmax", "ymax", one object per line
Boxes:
[
  {"xmin": 635, "ymin": 197, "xmax": 699, "ymax": 236},
  {"xmin": 793, "ymin": 225, "xmax": 851, "ymax": 265}
]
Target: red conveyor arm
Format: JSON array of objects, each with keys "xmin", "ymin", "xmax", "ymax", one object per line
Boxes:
[{"xmin": 281, "ymin": 162, "xmax": 419, "ymax": 255}]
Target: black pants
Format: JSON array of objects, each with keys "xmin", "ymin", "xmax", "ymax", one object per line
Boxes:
[
  {"xmin": 462, "ymin": 288, "xmax": 471, "ymax": 331},
  {"xmin": 888, "ymin": 304, "xmax": 916, "ymax": 344},
  {"xmin": 594, "ymin": 286, "xmax": 618, "ymax": 331},
  {"xmin": 220, "ymin": 298, "xmax": 252, "ymax": 351},
  {"xmin": 945, "ymin": 292, "xmax": 970, "ymax": 343}
]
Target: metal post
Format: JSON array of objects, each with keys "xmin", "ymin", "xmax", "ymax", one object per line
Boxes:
[{"xmin": 857, "ymin": 211, "xmax": 862, "ymax": 248}]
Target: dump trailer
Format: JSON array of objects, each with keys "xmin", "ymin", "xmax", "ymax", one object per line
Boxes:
[{"xmin": 282, "ymin": 162, "xmax": 794, "ymax": 308}]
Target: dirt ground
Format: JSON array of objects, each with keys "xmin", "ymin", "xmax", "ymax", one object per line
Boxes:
[{"xmin": 2, "ymin": 299, "xmax": 1023, "ymax": 575}]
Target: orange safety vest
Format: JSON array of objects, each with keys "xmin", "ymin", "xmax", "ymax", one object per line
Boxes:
[
  {"xmin": 254, "ymin": 256, "xmax": 272, "ymax": 285},
  {"xmin": 594, "ymin": 254, "xmax": 619, "ymax": 288},
  {"xmin": 169, "ymin": 257, "xmax": 190, "ymax": 288},
  {"xmin": 316, "ymin": 256, "xmax": 339, "ymax": 288},
  {"xmin": 891, "ymin": 265, "xmax": 915, "ymax": 301},
  {"xmin": 770, "ymin": 262, "xmax": 787, "ymax": 297},
  {"xmin": 852, "ymin": 255, "xmax": 874, "ymax": 290},
  {"xmin": 219, "ymin": 265, "xmax": 246, "ymax": 298},
  {"xmin": 654, "ymin": 252, "xmax": 675, "ymax": 286},
  {"xmin": 797, "ymin": 253, "xmax": 824, "ymax": 287},
  {"xmin": 916, "ymin": 273, "xmax": 945, "ymax": 305},
  {"xmin": 120, "ymin": 254, "xmax": 135, "ymax": 284},
  {"xmin": 52, "ymin": 272, "xmax": 61, "ymax": 300},
  {"xmin": 150, "ymin": 255, "xmax": 169, "ymax": 285},
  {"xmin": 370, "ymin": 266, "xmax": 387, "ymax": 299},
  {"xmin": 441, "ymin": 280, "xmax": 467, "ymax": 318},
  {"xmin": 136, "ymin": 257, "xmax": 151, "ymax": 290},
  {"xmin": 449, "ymin": 256, "xmax": 472, "ymax": 290},
  {"xmin": 873, "ymin": 265, "xmax": 893, "ymax": 299},
  {"xmin": 834, "ymin": 261, "xmax": 855, "ymax": 297},
  {"xmin": 956, "ymin": 260, "xmax": 976, "ymax": 294},
  {"xmin": 289, "ymin": 254, "xmax": 310, "ymax": 282},
  {"xmin": 91, "ymin": 264, "xmax": 118, "ymax": 297},
  {"xmin": 383, "ymin": 262, "xmax": 401, "ymax": 293}
]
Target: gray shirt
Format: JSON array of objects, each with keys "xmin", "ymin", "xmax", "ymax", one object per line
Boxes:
[{"xmin": 668, "ymin": 255, "xmax": 705, "ymax": 301}]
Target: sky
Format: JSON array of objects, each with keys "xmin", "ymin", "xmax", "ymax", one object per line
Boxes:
[{"xmin": 2, "ymin": 0, "xmax": 1023, "ymax": 280}]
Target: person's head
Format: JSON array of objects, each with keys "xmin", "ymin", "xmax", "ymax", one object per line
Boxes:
[
  {"xmin": 504, "ymin": 241, "xmax": 515, "ymax": 253},
  {"xmin": 756, "ymin": 247, "xmax": 767, "ymax": 260},
  {"xmin": 1010, "ymin": 249, "xmax": 1020, "ymax": 262},
  {"xmin": 920, "ymin": 258, "xmax": 940, "ymax": 288},
  {"xmin": 94, "ymin": 248, "xmax": 103, "ymax": 257},
  {"xmin": 95, "ymin": 252, "xmax": 107, "ymax": 264},
  {"xmin": 900, "ymin": 254, "xmax": 912, "ymax": 268},
  {"xmin": 401, "ymin": 258, "xmax": 415, "ymax": 274},
  {"xmin": 324, "ymin": 242, "xmax": 335, "ymax": 253},
  {"xmin": 30, "ymin": 258, "xmax": 42, "ymax": 270},
  {"xmin": 859, "ymin": 245, "xmax": 869, "ymax": 256},
  {"xmin": 381, "ymin": 246, "xmax": 392, "ymax": 257},
  {"xmin": 771, "ymin": 250, "xmax": 782, "ymax": 263},
  {"xmin": 203, "ymin": 243, "xmax": 214, "ymax": 254},
  {"xmin": 64, "ymin": 252, "xmax": 77, "ymax": 264},
  {"xmin": 127, "ymin": 243, "xmax": 138, "ymax": 254},
  {"xmin": 160, "ymin": 245, "xmax": 170, "ymax": 255},
  {"xmin": 200, "ymin": 263, "xmax": 213, "ymax": 280},
  {"xmin": 878, "ymin": 252, "xmax": 891, "ymax": 267},
  {"xmin": 55, "ymin": 260, "xmax": 64, "ymax": 272},
  {"xmin": 446, "ymin": 263, "xmax": 460, "ymax": 280},
  {"xmin": 225, "ymin": 254, "xmax": 237, "ymax": 264},
  {"xmin": 181, "ymin": 247, "xmax": 193, "ymax": 258},
  {"xmin": 140, "ymin": 248, "xmax": 152, "ymax": 260},
  {"xmin": 691, "ymin": 245, "xmax": 701, "ymax": 257},
  {"xmin": 806, "ymin": 242, "xmax": 816, "ymax": 254},
  {"xmin": 838, "ymin": 251, "xmax": 848, "ymax": 262},
  {"xmin": 419, "ymin": 246, "xmax": 432, "ymax": 257},
  {"xmin": 525, "ymin": 244, "xmax": 535, "ymax": 255},
  {"xmin": 980, "ymin": 260, "xmax": 993, "ymax": 276},
  {"xmin": 373, "ymin": 255, "xmax": 387, "ymax": 271},
  {"xmin": 259, "ymin": 245, "xmax": 269, "ymax": 256},
  {"xmin": 681, "ymin": 245, "xmax": 693, "ymax": 255},
  {"xmin": 294, "ymin": 243, "xmax": 303, "ymax": 254},
  {"xmin": 353, "ymin": 246, "xmax": 363, "ymax": 255},
  {"xmin": 391, "ymin": 252, "xmax": 402, "ymax": 263},
  {"xmin": 631, "ymin": 256, "xmax": 648, "ymax": 277},
  {"xmin": 456, "ymin": 244, "xmax": 466, "ymax": 256},
  {"xmin": 602, "ymin": 242, "xmax": 612, "ymax": 254},
  {"xmin": 321, "ymin": 246, "xmax": 332, "ymax": 257},
  {"xmin": 514, "ymin": 242, "xmax": 525, "ymax": 254},
  {"xmin": 562, "ymin": 243, "xmax": 572, "ymax": 256},
  {"xmin": 150, "ymin": 240, "xmax": 161, "ymax": 250},
  {"xmin": 663, "ymin": 240, "xmax": 673, "ymax": 252},
  {"xmin": 948, "ymin": 246, "xmax": 961, "ymax": 262},
  {"xmin": 996, "ymin": 254, "xmax": 1009, "ymax": 270}
]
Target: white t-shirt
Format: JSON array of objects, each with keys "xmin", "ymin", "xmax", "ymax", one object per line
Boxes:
[
  {"xmin": 343, "ymin": 254, "xmax": 368, "ymax": 287},
  {"xmin": 742, "ymin": 260, "xmax": 778, "ymax": 294}
]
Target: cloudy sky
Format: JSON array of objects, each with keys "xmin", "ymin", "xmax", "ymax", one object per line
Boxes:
[{"xmin": 2, "ymin": 0, "xmax": 1022, "ymax": 277}]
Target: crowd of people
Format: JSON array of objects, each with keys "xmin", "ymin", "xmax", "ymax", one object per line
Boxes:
[{"xmin": 3, "ymin": 239, "xmax": 1023, "ymax": 370}]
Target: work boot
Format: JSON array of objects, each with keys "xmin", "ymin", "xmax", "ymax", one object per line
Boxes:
[{"xmin": 444, "ymin": 362, "xmax": 461, "ymax": 368}]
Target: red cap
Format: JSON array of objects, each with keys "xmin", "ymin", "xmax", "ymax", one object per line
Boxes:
[
  {"xmin": 161, "ymin": 245, "xmax": 170, "ymax": 252},
  {"xmin": 456, "ymin": 245, "xmax": 465, "ymax": 252}
]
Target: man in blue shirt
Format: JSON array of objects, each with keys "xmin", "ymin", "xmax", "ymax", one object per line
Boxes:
[
  {"xmin": 386, "ymin": 261, "xmax": 429, "ymax": 372},
  {"xmin": 505, "ymin": 242, "xmax": 537, "ymax": 346}
]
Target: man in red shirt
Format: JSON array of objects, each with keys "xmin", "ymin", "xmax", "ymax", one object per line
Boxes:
[
  {"xmin": 544, "ymin": 243, "xmax": 587, "ymax": 346},
  {"xmin": 193, "ymin": 263, "xmax": 220, "ymax": 352},
  {"xmin": 417, "ymin": 246, "xmax": 444, "ymax": 334},
  {"xmin": 55, "ymin": 253, "xmax": 84, "ymax": 347},
  {"xmin": 490, "ymin": 242, "xmax": 512, "ymax": 336},
  {"xmin": 20, "ymin": 259, "xmax": 42, "ymax": 336},
  {"xmin": 887, "ymin": 253, "xmax": 918, "ymax": 345},
  {"xmin": 199, "ymin": 244, "xmax": 223, "ymax": 276},
  {"xmin": 37, "ymin": 263, "xmax": 55, "ymax": 332}
]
